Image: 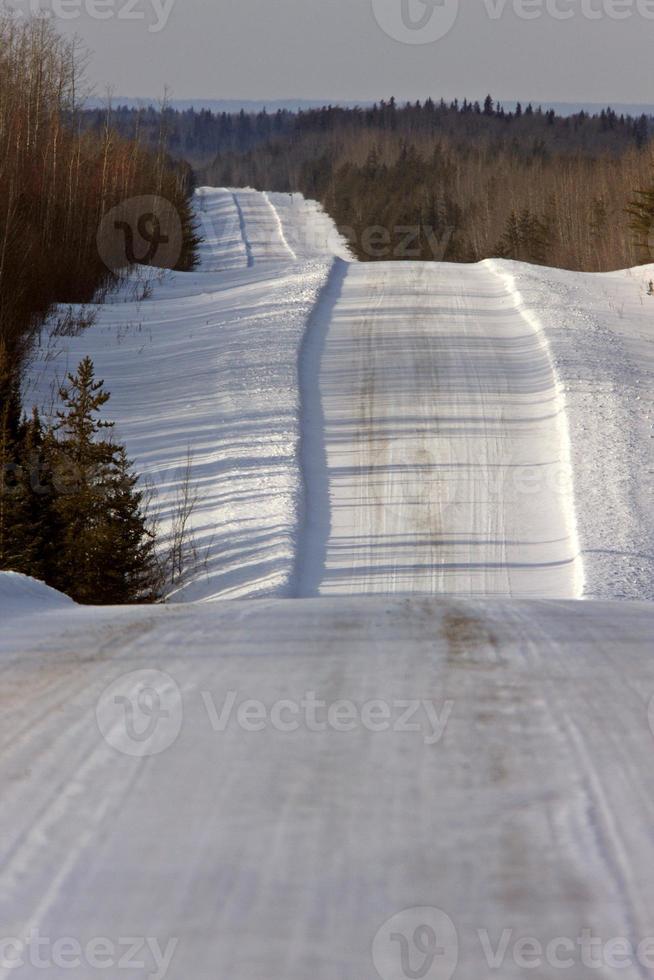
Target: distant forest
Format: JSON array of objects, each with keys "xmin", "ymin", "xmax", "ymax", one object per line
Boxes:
[{"xmin": 89, "ymin": 96, "xmax": 654, "ymax": 271}]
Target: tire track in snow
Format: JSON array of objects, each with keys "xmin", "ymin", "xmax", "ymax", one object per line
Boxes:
[
  {"xmin": 295, "ymin": 260, "xmax": 583, "ymax": 597},
  {"xmin": 231, "ymin": 191, "xmax": 255, "ymax": 268},
  {"xmin": 520, "ymin": 606, "xmax": 652, "ymax": 980},
  {"xmin": 262, "ymin": 191, "xmax": 298, "ymax": 262}
]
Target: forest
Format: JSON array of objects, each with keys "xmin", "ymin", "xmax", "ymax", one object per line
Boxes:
[
  {"xmin": 0, "ymin": 18, "xmax": 198, "ymax": 602},
  {"xmin": 94, "ymin": 95, "xmax": 654, "ymax": 269},
  {"xmin": 202, "ymin": 98, "xmax": 654, "ymax": 270}
]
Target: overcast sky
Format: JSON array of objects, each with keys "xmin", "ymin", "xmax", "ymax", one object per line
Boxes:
[{"xmin": 47, "ymin": 0, "xmax": 654, "ymax": 104}]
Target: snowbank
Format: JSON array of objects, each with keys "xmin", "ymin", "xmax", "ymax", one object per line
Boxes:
[
  {"xmin": 487, "ymin": 259, "xmax": 654, "ymax": 600},
  {"xmin": 0, "ymin": 571, "xmax": 73, "ymax": 616}
]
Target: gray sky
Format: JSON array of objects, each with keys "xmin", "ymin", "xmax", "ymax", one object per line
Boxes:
[{"xmin": 45, "ymin": 0, "xmax": 654, "ymax": 104}]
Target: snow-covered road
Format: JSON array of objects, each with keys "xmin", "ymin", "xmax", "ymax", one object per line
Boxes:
[
  {"xmin": 297, "ymin": 260, "xmax": 582, "ymax": 597},
  {"xmin": 23, "ymin": 187, "xmax": 654, "ymax": 601},
  {"xmin": 3, "ymin": 590, "xmax": 654, "ymax": 979},
  {"xmin": 5, "ymin": 187, "xmax": 654, "ymax": 979}
]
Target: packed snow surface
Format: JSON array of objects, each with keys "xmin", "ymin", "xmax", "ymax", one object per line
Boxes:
[
  {"xmin": 3, "ymin": 597, "xmax": 654, "ymax": 979},
  {"xmin": 5, "ymin": 187, "xmax": 654, "ymax": 979},
  {"xmin": 24, "ymin": 187, "xmax": 654, "ymax": 600},
  {"xmin": 296, "ymin": 259, "xmax": 582, "ymax": 597}
]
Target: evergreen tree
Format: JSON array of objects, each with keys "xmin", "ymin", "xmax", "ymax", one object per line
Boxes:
[
  {"xmin": 495, "ymin": 208, "xmax": 551, "ymax": 264},
  {"xmin": 0, "ymin": 403, "xmax": 57, "ymax": 578},
  {"xmin": 51, "ymin": 357, "xmax": 159, "ymax": 603},
  {"xmin": 627, "ymin": 185, "xmax": 654, "ymax": 261},
  {"xmin": 0, "ymin": 387, "xmax": 26, "ymax": 572},
  {"xmin": 99, "ymin": 446, "xmax": 159, "ymax": 603},
  {"xmin": 634, "ymin": 115, "xmax": 649, "ymax": 149}
]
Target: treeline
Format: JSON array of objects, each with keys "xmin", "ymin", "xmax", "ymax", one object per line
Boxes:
[
  {"xmin": 81, "ymin": 103, "xmax": 298, "ymax": 166},
  {"xmin": 0, "ymin": 18, "xmax": 199, "ymax": 602},
  {"xmin": 202, "ymin": 97, "xmax": 654, "ymax": 271},
  {"xmin": 0, "ymin": 17, "xmax": 197, "ymax": 407},
  {"xmin": 82, "ymin": 96, "xmax": 654, "ymax": 268},
  {"xmin": 86, "ymin": 96, "xmax": 652, "ymax": 169}
]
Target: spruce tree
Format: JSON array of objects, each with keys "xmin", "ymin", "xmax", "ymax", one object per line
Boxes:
[
  {"xmin": 0, "ymin": 383, "xmax": 38, "ymax": 575},
  {"xmin": 99, "ymin": 446, "xmax": 159, "ymax": 604},
  {"xmin": 51, "ymin": 357, "xmax": 159, "ymax": 603},
  {"xmin": 627, "ymin": 185, "xmax": 654, "ymax": 261},
  {"xmin": 0, "ymin": 392, "xmax": 25, "ymax": 572},
  {"xmin": 6, "ymin": 409, "xmax": 55, "ymax": 578},
  {"xmin": 50, "ymin": 357, "xmax": 114, "ymax": 599},
  {"xmin": 17, "ymin": 409, "xmax": 64, "ymax": 582}
]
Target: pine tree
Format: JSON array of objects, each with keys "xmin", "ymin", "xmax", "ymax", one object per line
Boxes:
[
  {"xmin": 0, "ymin": 388, "xmax": 25, "ymax": 572},
  {"xmin": 627, "ymin": 185, "xmax": 654, "ymax": 261},
  {"xmin": 22, "ymin": 410, "xmax": 67, "ymax": 582},
  {"xmin": 0, "ymin": 381, "xmax": 37, "ymax": 574},
  {"xmin": 495, "ymin": 208, "xmax": 551, "ymax": 265},
  {"xmin": 51, "ymin": 357, "xmax": 159, "ymax": 603},
  {"xmin": 99, "ymin": 446, "xmax": 160, "ymax": 603},
  {"xmin": 0, "ymin": 403, "xmax": 58, "ymax": 578},
  {"xmin": 495, "ymin": 210, "xmax": 521, "ymax": 258}
]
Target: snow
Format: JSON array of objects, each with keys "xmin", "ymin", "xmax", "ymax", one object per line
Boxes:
[
  {"xmin": 21, "ymin": 186, "xmax": 654, "ymax": 601},
  {"xmin": 0, "ymin": 572, "xmax": 73, "ymax": 617},
  {"xmin": 23, "ymin": 188, "xmax": 350, "ymax": 601},
  {"xmin": 296, "ymin": 259, "xmax": 583, "ymax": 597},
  {"xmin": 2, "ymin": 596, "xmax": 654, "ymax": 979},
  {"xmin": 5, "ymin": 186, "xmax": 654, "ymax": 978},
  {"xmin": 486, "ymin": 259, "xmax": 654, "ymax": 601}
]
